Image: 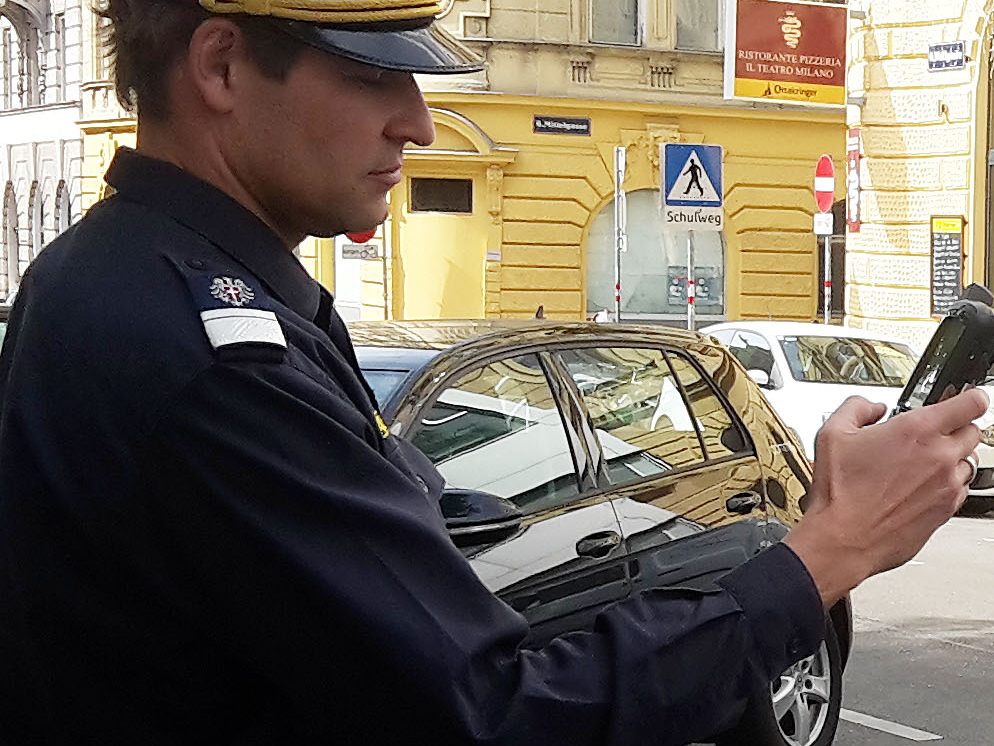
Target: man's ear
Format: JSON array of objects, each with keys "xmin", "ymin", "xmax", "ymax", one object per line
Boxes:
[{"xmin": 184, "ymin": 18, "xmax": 245, "ymax": 114}]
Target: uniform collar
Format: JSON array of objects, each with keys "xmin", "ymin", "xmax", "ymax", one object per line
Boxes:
[{"xmin": 104, "ymin": 147, "xmax": 321, "ymax": 323}]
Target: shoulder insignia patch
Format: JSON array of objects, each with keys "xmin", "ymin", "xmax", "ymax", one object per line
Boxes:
[
  {"xmin": 164, "ymin": 255, "xmax": 286, "ymax": 357},
  {"xmin": 210, "ymin": 276, "xmax": 256, "ymax": 307},
  {"xmin": 200, "ymin": 308, "xmax": 287, "ymax": 351}
]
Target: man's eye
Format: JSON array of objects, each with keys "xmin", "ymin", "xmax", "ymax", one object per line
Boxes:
[{"xmin": 349, "ymin": 70, "xmax": 387, "ymax": 87}]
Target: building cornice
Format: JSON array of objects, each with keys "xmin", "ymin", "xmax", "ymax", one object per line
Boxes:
[
  {"xmin": 423, "ymin": 90, "xmax": 845, "ymax": 124},
  {"xmin": 0, "ymin": 101, "xmax": 81, "ymax": 117}
]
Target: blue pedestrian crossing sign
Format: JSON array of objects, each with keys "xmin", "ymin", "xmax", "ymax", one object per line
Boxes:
[{"xmin": 662, "ymin": 143, "xmax": 724, "ymax": 231}]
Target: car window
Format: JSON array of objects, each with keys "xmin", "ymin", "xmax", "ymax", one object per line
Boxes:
[
  {"xmin": 409, "ymin": 354, "xmax": 580, "ymax": 514},
  {"xmin": 557, "ymin": 347, "xmax": 704, "ymax": 487},
  {"xmin": 779, "ymin": 335, "xmax": 917, "ymax": 386},
  {"xmin": 725, "ymin": 330, "xmax": 775, "ymax": 376},
  {"xmin": 665, "ymin": 352, "xmax": 750, "ymax": 460},
  {"xmin": 361, "ymin": 368, "xmax": 410, "ymax": 406},
  {"xmin": 706, "ymin": 328, "xmax": 733, "ymax": 346}
]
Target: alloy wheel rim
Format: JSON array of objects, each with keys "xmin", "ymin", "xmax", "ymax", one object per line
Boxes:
[{"xmin": 770, "ymin": 641, "xmax": 832, "ymax": 746}]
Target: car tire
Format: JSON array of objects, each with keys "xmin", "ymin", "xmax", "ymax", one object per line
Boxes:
[
  {"xmin": 715, "ymin": 618, "xmax": 842, "ymax": 746},
  {"xmin": 957, "ymin": 497, "xmax": 994, "ymax": 517}
]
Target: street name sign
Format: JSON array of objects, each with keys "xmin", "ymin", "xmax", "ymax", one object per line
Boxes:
[
  {"xmin": 928, "ymin": 41, "xmax": 966, "ymax": 72},
  {"xmin": 814, "ymin": 212, "xmax": 834, "ymax": 236},
  {"xmin": 341, "ymin": 244, "xmax": 381, "ymax": 260},
  {"xmin": 661, "ymin": 143, "xmax": 724, "ymax": 231},
  {"xmin": 533, "ymin": 115, "xmax": 592, "ymax": 136}
]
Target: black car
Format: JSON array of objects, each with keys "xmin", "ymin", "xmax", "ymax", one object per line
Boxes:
[{"xmin": 352, "ymin": 320, "xmax": 852, "ymax": 746}]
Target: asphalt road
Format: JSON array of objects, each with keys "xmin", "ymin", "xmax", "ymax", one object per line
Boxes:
[{"xmin": 836, "ymin": 515, "xmax": 994, "ymax": 744}]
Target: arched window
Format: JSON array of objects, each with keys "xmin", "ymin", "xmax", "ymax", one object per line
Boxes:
[
  {"xmin": 27, "ymin": 180, "xmax": 40, "ymax": 266},
  {"xmin": 94, "ymin": 14, "xmax": 112, "ymax": 81},
  {"xmin": 586, "ymin": 188, "xmax": 726, "ymax": 323},
  {"xmin": 55, "ymin": 179, "xmax": 71, "ymax": 232},
  {"xmin": 53, "ymin": 12, "xmax": 66, "ymax": 101},
  {"xmin": 2, "ymin": 182, "xmax": 19, "ymax": 298},
  {"xmin": 0, "ymin": 11, "xmax": 42, "ymax": 109},
  {"xmin": 1, "ymin": 15, "xmax": 24, "ymax": 110}
]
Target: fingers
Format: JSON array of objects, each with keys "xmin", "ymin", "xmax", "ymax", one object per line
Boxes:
[
  {"xmin": 948, "ymin": 423, "xmax": 983, "ymax": 460},
  {"xmin": 955, "ymin": 458, "xmax": 977, "ymax": 488},
  {"xmin": 825, "ymin": 397, "xmax": 887, "ymax": 431},
  {"xmin": 923, "ymin": 388, "xmax": 990, "ymax": 435}
]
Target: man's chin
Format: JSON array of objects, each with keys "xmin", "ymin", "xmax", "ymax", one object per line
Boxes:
[{"xmin": 311, "ymin": 207, "xmax": 388, "ymax": 239}]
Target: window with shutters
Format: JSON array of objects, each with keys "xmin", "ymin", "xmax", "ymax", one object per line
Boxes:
[{"xmin": 589, "ymin": 0, "xmax": 640, "ymax": 46}]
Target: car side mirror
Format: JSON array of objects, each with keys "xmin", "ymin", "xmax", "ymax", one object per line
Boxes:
[
  {"xmin": 440, "ymin": 488, "xmax": 523, "ymax": 548},
  {"xmin": 746, "ymin": 369, "xmax": 772, "ymax": 388}
]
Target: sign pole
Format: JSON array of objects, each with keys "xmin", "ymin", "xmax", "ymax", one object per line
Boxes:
[
  {"xmin": 823, "ymin": 235, "xmax": 831, "ymax": 324},
  {"xmin": 687, "ymin": 231, "xmax": 696, "ymax": 331},
  {"xmin": 662, "ymin": 142, "xmax": 723, "ymax": 328},
  {"xmin": 814, "ymin": 154, "xmax": 837, "ymax": 325},
  {"xmin": 613, "ymin": 146, "xmax": 626, "ymax": 323}
]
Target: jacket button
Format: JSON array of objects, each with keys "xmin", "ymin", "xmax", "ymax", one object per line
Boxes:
[{"xmin": 186, "ymin": 259, "xmax": 206, "ymax": 270}]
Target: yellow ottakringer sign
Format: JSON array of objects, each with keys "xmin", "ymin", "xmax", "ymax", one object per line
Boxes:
[{"xmin": 932, "ymin": 217, "xmax": 964, "ymax": 234}]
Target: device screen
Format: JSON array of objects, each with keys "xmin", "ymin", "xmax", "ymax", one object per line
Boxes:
[{"xmin": 903, "ymin": 317, "xmax": 967, "ymax": 409}]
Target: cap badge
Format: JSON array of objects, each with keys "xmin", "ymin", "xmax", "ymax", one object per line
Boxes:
[{"xmin": 210, "ymin": 276, "xmax": 256, "ymax": 307}]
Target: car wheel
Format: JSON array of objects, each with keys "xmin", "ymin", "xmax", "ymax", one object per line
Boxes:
[
  {"xmin": 957, "ymin": 497, "xmax": 994, "ymax": 517},
  {"xmin": 716, "ymin": 618, "xmax": 842, "ymax": 746}
]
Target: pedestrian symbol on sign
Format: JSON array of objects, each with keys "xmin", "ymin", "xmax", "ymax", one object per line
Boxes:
[
  {"xmin": 682, "ymin": 159, "xmax": 704, "ymax": 197},
  {"xmin": 667, "ymin": 151, "xmax": 721, "ymax": 205}
]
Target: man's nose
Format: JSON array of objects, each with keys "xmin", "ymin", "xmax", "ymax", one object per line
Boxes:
[{"xmin": 388, "ymin": 78, "xmax": 435, "ymax": 148}]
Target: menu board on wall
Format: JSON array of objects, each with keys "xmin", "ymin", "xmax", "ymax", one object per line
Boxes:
[{"xmin": 930, "ymin": 216, "xmax": 965, "ymax": 316}]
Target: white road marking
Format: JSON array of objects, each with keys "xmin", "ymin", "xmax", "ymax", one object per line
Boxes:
[{"xmin": 841, "ymin": 709, "xmax": 943, "ymax": 741}]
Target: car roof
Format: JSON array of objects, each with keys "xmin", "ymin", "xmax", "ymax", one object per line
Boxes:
[
  {"xmin": 348, "ymin": 319, "xmax": 706, "ymax": 356},
  {"xmin": 354, "ymin": 345, "xmax": 439, "ymax": 370},
  {"xmin": 701, "ymin": 320, "xmax": 910, "ymax": 344}
]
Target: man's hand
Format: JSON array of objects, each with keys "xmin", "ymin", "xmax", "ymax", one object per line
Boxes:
[{"xmin": 785, "ymin": 390, "xmax": 988, "ymax": 609}]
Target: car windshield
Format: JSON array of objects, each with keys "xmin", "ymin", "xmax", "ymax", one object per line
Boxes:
[
  {"xmin": 779, "ymin": 335, "xmax": 917, "ymax": 386},
  {"xmin": 362, "ymin": 368, "xmax": 411, "ymax": 406}
]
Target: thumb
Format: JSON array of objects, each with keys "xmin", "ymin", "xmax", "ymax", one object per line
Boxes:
[{"xmin": 827, "ymin": 396, "xmax": 887, "ymax": 431}]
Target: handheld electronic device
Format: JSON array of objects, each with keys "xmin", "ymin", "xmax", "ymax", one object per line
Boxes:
[{"xmin": 892, "ymin": 299, "xmax": 994, "ymax": 417}]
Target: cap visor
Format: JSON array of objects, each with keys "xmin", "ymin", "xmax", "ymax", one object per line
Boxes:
[{"xmin": 281, "ymin": 22, "xmax": 484, "ymax": 74}]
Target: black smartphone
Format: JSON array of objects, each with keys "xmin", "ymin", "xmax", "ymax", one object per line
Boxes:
[{"xmin": 892, "ymin": 300, "xmax": 994, "ymax": 416}]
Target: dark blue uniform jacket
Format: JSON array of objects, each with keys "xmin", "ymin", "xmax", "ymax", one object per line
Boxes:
[{"xmin": 0, "ymin": 148, "xmax": 824, "ymax": 745}]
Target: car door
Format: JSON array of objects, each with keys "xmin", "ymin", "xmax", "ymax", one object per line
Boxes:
[
  {"xmin": 402, "ymin": 350, "xmax": 629, "ymax": 644},
  {"xmin": 551, "ymin": 343, "xmax": 772, "ymax": 595}
]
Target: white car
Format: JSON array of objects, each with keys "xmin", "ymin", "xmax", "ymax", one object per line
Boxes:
[{"xmin": 702, "ymin": 321, "xmax": 994, "ymax": 515}]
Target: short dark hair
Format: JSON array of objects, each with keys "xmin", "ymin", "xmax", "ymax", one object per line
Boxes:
[{"xmin": 97, "ymin": 0, "xmax": 306, "ymax": 120}]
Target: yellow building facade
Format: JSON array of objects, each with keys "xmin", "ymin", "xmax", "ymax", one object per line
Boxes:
[
  {"xmin": 78, "ymin": 1, "xmax": 846, "ymax": 324},
  {"xmin": 846, "ymin": 0, "xmax": 994, "ymax": 347}
]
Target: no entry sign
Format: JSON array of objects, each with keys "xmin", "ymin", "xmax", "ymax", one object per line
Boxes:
[
  {"xmin": 345, "ymin": 228, "xmax": 377, "ymax": 243},
  {"xmin": 815, "ymin": 155, "xmax": 835, "ymax": 214}
]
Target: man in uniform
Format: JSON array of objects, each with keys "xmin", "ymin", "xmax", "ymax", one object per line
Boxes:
[{"xmin": 0, "ymin": 1, "xmax": 985, "ymax": 744}]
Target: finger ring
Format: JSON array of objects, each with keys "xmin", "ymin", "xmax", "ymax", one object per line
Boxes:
[{"xmin": 964, "ymin": 454, "xmax": 980, "ymax": 485}]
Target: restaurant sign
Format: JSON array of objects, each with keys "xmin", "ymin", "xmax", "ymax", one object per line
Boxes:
[{"xmin": 724, "ymin": 0, "xmax": 847, "ymax": 107}]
